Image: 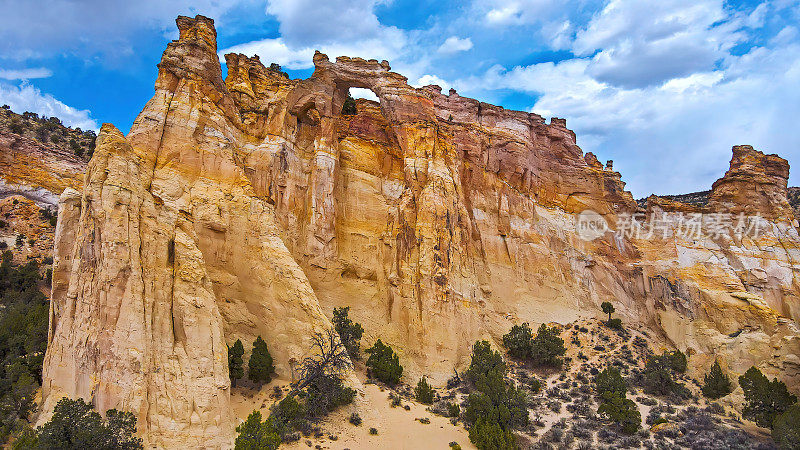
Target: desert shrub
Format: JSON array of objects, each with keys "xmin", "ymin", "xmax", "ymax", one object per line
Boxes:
[
  {"xmin": 607, "ymin": 318, "xmax": 623, "ymax": 329},
  {"xmin": 739, "ymin": 366, "xmax": 797, "ymax": 429},
  {"xmin": 248, "ymin": 336, "xmax": 275, "ymax": 384},
  {"xmin": 349, "ymin": 412, "xmax": 362, "ymax": 426},
  {"xmin": 415, "ymin": 376, "xmax": 435, "ymax": 404},
  {"xmin": 665, "ymin": 350, "xmax": 687, "ymax": 373},
  {"xmin": 503, "ymin": 323, "xmax": 534, "ymax": 359},
  {"xmin": 34, "ymin": 398, "xmax": 142, "ymax": 449},
  {"xmin": 447, "ymin": 402, "xmax": 460, "ymax": 418},
  {"xmin": 527, "ymin": 376, "xmax": 542, "ymax": 393},
  {"xmin": 269, "ymin": 396, "xmax": 307, "ymax": 440},
  {"xmin": 341, "ymin": 95, "xmax": 357, "ymax": 115},
  {"xmin": 235, "ymin": 411, "xmax": 280, "ymax": 450},
  {"xmin": 369, "ymin": 427, "xmax": 378, "ymax": 435},
  {"xmin": 365, "ymin": 339, "xmax": 402, "ymax": 385},
  {"xmin": 332, "ymin": 306, "xmax": 363, "ymax": 360},
  {"xmin": 228, "ymin": 339, "xmax": 244, "ymax": 387},
  {"xmin": 530, "ymin": 324, "xmax": 566, "ymax": 368},
  {"xmin": 701, "ymin": 360, "xmax": 733, "ymax": 399},
  {"xmin": 773, "ymin": 404, "xmax": 800, "ymax": 449},
  {"xmin": 303, "ymin": 374, "xmax": 356, "ymax": 418}
]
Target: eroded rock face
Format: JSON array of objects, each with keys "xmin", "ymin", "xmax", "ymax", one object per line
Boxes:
[{"xmin": 42, "ymin": 15, "xmax": 800, "ymax": 447}]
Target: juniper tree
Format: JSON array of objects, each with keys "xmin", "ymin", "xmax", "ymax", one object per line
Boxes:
[{"xmin": 249, "ymin": 336, "xmax": 275, "ymax": 384}]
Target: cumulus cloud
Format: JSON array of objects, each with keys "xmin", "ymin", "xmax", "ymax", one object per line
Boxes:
[
  {"xmin": 573, "ymin": 0, "xmax": 745, "ymax": 88},
  {"xmin": 413, "ymin": 74, "xmax": 452, "ymax": 91},
  {"xmin": 223, "ymin": 0, "xmax": 408, "ymax": 70},
  {"xmin": 0, "ymin": 0, "xmax": 251, "ymax": 59},
  {"xmin": 0, "ymin": 68, "xmax": 52, "ymax": 80},
  {"xmin": 0, "ymin": 82, "xmax": 98, "ymax": 130},
  {"xmin": 349, "ymin": 87, "xmax": 378, "ymax": 101},
  {"xmin": 455, "ymin": 37, "xmax": 800, "ymax": 195},
  {"xmin": 438, "ymin": 36, "xmax": 473, "ymax": 54}
]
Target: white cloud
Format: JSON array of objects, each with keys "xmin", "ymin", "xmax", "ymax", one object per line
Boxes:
[
  {"xmin": 0, "ymin": 68, "xmax": 52, "ymax": 80},
  {"xmin": 0, "ymin": 82, "xmax": 98, "ymax": 130},
  {"xmin": 349, "ymin": 87, "xmax": 378, "ymax": 101},
  {"xmin": 220, "ymin": 30, "xmax": 406, "ymax": 70},
  {"xmin": 438, "ymin": 36, "xmax": 473, "ymax": 54},
  {"xmin": 483, "ymin": 0, "xmax": 560, "ymax": 26},
  {"xmin": 0, "ymin": 0, "xmax": 252, "ymax": 59},
  {"xmin": 413, "ymin": 74, "xmax": 452, "ymax": 91},
  {"xmin": 454, "ymin": 38, "xmax": 800, "ymax": 195},
  {"xmin": 571, "ymin": 0, "xmax": 745, "ymax": 88},
  {"xmin": 223, "ymin": 0, "xmax": 408, "ymax": 70}
]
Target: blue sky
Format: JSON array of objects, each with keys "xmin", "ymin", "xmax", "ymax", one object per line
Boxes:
[{"xmin": 0, "ymin": 0, "xmax": 798, "ymax": 197}]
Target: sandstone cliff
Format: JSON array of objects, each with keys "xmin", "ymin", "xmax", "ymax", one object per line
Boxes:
[{"xmin": 40, "ymin": 15, "xmax": 800, "ymax": 447}]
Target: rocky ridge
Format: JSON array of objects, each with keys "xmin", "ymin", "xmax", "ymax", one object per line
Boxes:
[{"xmin": 38, "ymin": 15, "xmax": 800, "ymax": 447}]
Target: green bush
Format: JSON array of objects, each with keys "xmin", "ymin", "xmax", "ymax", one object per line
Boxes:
[
  {"xmin": 739, "ymin": 366, "xmax": 797, "ymax": 429},
  {"xmin": 463, "ymin": 340, "xmax": 527, "ymax": 450},
  {"xmin": 228, "ymin": 339, "xmax": 244, "ymax": 387},
  {"xmin": 447, "ymin": 402, "xmax": 460, "ymax": 418},
  {"xmin": 773, "ymin": 404, "xmax": 800, "ymax": 449},
  {"xmin": 304, "ymin": 374, "xmax": 356, "ymax": 418},
  {"xmin": 595, "ymin": 366, "xmax": 626, "ymax": 400},
  {"xmin": 665, "ymin": 350, "xmax": 687, "ymax": 373},
  {"xmin": 502, "ymin": 323, "xmax": 533, "ymax": 359},
  {"xmin": 248, "ymin": 336, "xmax": 275, "ymax": 384},
  {"xmin": 415, "ymin": 376, "xmax": 434, "ymax": 404},
  {"xmin": 341, "ymin": 95, "xmax": 357, "ymax": 115},
  {"xmin": 607, "ymin": 318, "xmax": 623, "ymax": 329},
  {"xmin": 349, "ymin": 412, "xmax": 362, "ymax": 426},
  {"xmin": 34, "ymin": 398, "xmax": 142, "ymax": 449},
  {"xmin": 468, "ymin": 417, "xmax": 516, "ymax": 450},
  {"xmin": 597, "ymin": 394, "xmax": 641, "ymax": 434},
  {"xmin": 235, "ymin": 411, "xmax": 280, "ymax": 450},
  {"xmin": 269, "ymin": 396, "xmax": 308, "ymax": 440},
  {"xmin": 365, "ymin": 339, "xmax": 403, "ymax": 385},
  {"xmin": 0, "ymin": 254, "xmax": 48, "ymax": 444},
  {"xmin": 701, "ymin": 360, "xmax": 733, "ymax": 399},
  {"xmin": 529, "ymin": 324, "xmax": 566, "ymax": 368},
  {"xmin": 332, "ymin": 306, "xmax": 363, "ymax": 360},
  {"xmin": 639, "ymin": 352, "xmax": 689, "ymax": 399}
]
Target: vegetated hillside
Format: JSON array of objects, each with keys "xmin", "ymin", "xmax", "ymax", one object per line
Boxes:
[
  {"xmin": 0, "ymin": 105, "xmax": 95, "ymax": 160},
  {"xmin": 637, "ymin": 190, "xmax": 711, "ymax": 209}
]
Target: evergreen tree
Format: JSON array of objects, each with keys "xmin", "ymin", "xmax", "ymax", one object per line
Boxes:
[
  {"xmin": 228, "ymin": 339, "xmax": 244, "ymax": 387},
  {"xmin": 235, "ymin": 411, "xmax": 280, "ymax": 450},
  {"xmin": 772, "ymin": 404, "xmax": 800, "ymax": 450},
  {"xmin": 35, "ymin": 398, "xmax": 142, "ymax": 449},
  {"xmin": 739, "ymin": 366, "xmax": 797, "ymax": 429},
  {"xmin": 597, "ymin": 395, "xmax": 641, "ymax": 435},
  {"xmin": 415, "ymin": 377, "xmax": 434, "ymax": 404},
  {"xmin": 248, "ymin": 336, "xmax": 275, "ymax": 384},
  {"xmin": 332, "ymin": 307, "xmax": 363, "ymax": 360},
  {"xmin": 468, "ymin": 417, "xmax": 516, "ymax": 450},
  {"xmin": 341, "ymin": 95, "xmax": 357, "ymax": 115},
  {"xmin": 595, "ymin": 366, "xmax": 626, "ymax": 400},
  {"xmin": 701, "ymin": 360, "xmax": 733, "ymax": 399},
  {"xmin": 365, "ymin": 339, "xmax": 403, "ymax": 385},
  {"xmin": 529, "ymin": 324, "xmax": 566, "ymax": 368},
  {"xmin": 601, "ymin": 301, "xmax": 615, "ymax": 323},
  {"xmin": 502, "ymin": 323, "xmax": 533, "ymax": 359}
]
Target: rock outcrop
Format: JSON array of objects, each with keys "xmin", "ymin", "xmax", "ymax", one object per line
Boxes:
[{"xmin": 40, "ymin": 15, "xmax": 800, "ymax": 447}]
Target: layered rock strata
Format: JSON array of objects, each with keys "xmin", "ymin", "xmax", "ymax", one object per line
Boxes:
[{"xmin": 41, "ymin": 15, "xmax": 800, "ymax": 447}]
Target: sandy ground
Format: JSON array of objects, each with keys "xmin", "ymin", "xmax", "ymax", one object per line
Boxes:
[{"xmin": 231, "ymin": 372, "xmax": 474, "ymax": 450}]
